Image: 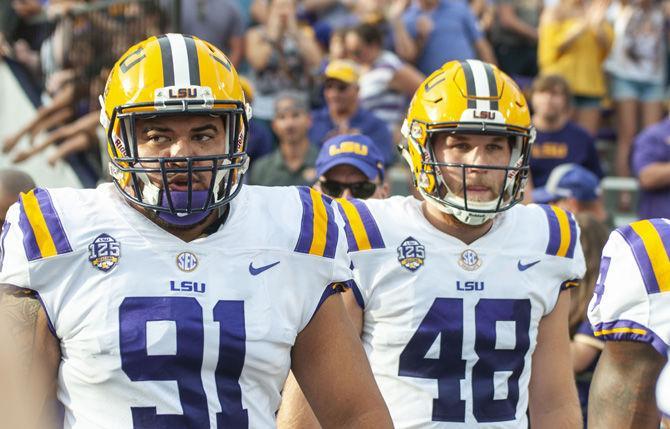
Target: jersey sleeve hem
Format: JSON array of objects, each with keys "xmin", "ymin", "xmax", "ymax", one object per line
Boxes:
[
  {"xmin": 560, "ymin": 278, "xmax": 580, "ymax": 291},
  {"xmin": 306, "ymin": 281, "xmax": 349, "ymax": 325},
  {"xmin": 34, "ymin": 290, "xmax": 58, "ymax": 339},
  {"xmin": 346, "ymin": 279, "xmax": 365, "ymax": 309},
  {"xmin": 593, "ymin": 319, "xmax": 668, "ymax": 356}
]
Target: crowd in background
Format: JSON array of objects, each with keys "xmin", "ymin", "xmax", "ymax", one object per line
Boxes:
[{"xmin": 2, "ymin": 0, "xmax": 670, "ymax": 422}]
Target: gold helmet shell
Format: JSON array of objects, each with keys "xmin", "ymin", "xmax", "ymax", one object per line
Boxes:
[
  {"xmin": 401, "ymin": 60, "xmax": 535, "ymax": 225},
  {"xmin": 100, "ymin": 34, "xmax": 250, "ymax": 219}
]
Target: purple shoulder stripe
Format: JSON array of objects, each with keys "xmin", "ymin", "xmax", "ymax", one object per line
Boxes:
[
  {"xmin": 540, "ymin": 205, "xmax": 561, "ymax": 256},
  {"xmin": 566, "ymin": 211, "xmax": 578, "ymax": 258},
  {"xmin": 294, "ymin": 187, "xmax": 315, "ymax": 255},
  {"xmin": 348, "ymin": 198, "xmax": 385, "ymax": 249},
  {"xmin": 321, "ymin": 193, "xmax": 339, "ymax": 259},
  {"xmin": 18, "ymin": 199, "xmax": 41, "ymax": 261},
  {"xmin": 336, "ymin": 202, "xmax": 358, "ymax": 253},
  {"xmin": 34, "ymin": 188, "xmax": 71, "ymax": 255},
  {"xmin": 617, "ymin": 223, "xmax": 660, "ymax": 294}
]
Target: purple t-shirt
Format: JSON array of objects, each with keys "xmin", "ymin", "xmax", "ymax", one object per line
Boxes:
[
  {"xmin": 632, "ymin": 118, "xmax": 670, "ymax": 219},
  {"xmin": 530, "ymin": 121, "xmax": 604, "ymax": 187}
]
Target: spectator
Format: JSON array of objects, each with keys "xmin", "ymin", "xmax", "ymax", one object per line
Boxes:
[
  {"xmin": 489, "ymin": 0, "xmax": 542, "ymax": 80},
  {"xmin": 309, "ymin": 60, "xmax": 394, "ymax": 165},
  {"xmin": 631, "ymin": 115, "xmax": 670, "ymax": 219},
  {"xmin": 176, "ymin": 0, "xmax": 245, "ymax": 67},
  {"xmin": 529, "ymin": 75, "xmax": 603, "ymax": 187},
  {"xmin": 245, "ymin": 0, "xmax": 323, "ymax": 124},
  {"xmin": 0, "ymin": 168, "xmax": 35, "ymax": 227},
  {"xmin": 569, "ymin": 212, "xmax": 609, "ymax": 426},
  {"xmin": 538, "ymin": 0, "xmax": 613, "ymax": 135},
  {"xmin": 343, "ymin": 23, "xmax": 424, "ymax": 136},
  {"xmin": 239, "ymin": 77, "xmax": 275, "ymax": 164},
  {"xmin": 313, "ymin": 134, "xmax": 388, "ymax": 199},
  {"xmin": 532, "ymin": 163, "xmax": 607, "ymax": 223},
  {"xmin": 247, "ymin": 92, "xmax": 318, "ymax": 186},
  {"xmin": 395, "ymin": 0, "xmax": 496, "ymax": 76},
  {"xmin": 604, "ymin": 0, "xmax": 666, "ymax": 184}
]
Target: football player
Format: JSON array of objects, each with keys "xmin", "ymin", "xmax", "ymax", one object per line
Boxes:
[
  {"xmin": 280, "ymin": 59, "xmax": 585, "ymax": 428},
  {"xmin": 0, "ymin": 34, "xmax": 392, "ymax": 429},
  {"xmin": 587, "ymin": 218, "xmax": 670, "ymax": 428}
]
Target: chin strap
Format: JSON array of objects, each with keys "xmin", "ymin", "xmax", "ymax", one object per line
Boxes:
[{"xmin": 156, "ymin": 190, "xmax": 213, "ymax": 227}]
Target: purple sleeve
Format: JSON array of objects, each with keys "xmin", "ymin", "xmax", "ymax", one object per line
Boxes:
[{"xmin": 631, "ymin": 131, "xmax": 666, "ymax": 176}]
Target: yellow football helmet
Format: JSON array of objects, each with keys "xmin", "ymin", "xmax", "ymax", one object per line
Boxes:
[
  {"xmin": 400, "ymin": 60, "xmax": 535, "ymax": 225},
  {"xmin": 100, "ymin": 34, "xmax": 250, "ymax": 225}
]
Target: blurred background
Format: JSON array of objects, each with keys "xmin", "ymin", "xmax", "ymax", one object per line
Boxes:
[{"xmin": 1, "ymin": 0, "xmax": 669, "ymax": 229}]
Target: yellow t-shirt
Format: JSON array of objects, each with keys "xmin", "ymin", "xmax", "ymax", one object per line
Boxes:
[{"xmin": 538, "ymin": 18, "xmax": 613, "ymax": 98}]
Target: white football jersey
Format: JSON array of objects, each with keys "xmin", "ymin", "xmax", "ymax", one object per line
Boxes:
[
  {"xmin": 587, "ymin": 218, "xmax": 670, "ymax": 357},
  {"xmin": 340, "ymin": 196, "xmax": 585, "ymax": 428},
  {"xmin": 0, "ymin": 183, "xmax": 351, "ymax": 429}
]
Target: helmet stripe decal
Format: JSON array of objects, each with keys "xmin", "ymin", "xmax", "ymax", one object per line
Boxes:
[
  {"xmin": 184, "ymin": 35, "xmax": 201, "ymax": 86},
  {"xmin": 157, "ymin": 35, "xmax": 175, "ymax": 86},
  {"xmin": 166, "ymin": 33, "xmax": 191, "ymax": 87},
  {"xmin": 459, "ymin": 61, "xmax": 477, "ymax": 109},
  {"xmin": 483, "ymin": 62, "xmax": 499, "ymax": 111},
  {"xmin": 466, "ymin": 59, "xmax": 492, "ymax": 111}
]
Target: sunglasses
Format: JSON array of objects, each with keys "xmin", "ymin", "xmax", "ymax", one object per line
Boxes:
[{"xmin": 320, "ymin": 179, "xmax": 377, "ymax": 199}]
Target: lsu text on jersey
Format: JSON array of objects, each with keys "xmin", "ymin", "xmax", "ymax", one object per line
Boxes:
[
  {"xmin": 0, "ymin": 183, "xmax": 351, "ymax": 429},
  {"xmin": 341, "ymin": 195, "xmax": 585, "ymax": 428}
]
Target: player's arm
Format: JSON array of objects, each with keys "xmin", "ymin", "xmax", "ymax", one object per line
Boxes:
[
  {"xmin": 277, "ymin": 287, "xmax": 366, "ymax": 428},
  {"xmin": 0, "ymin": 284, "xmax": 61, "ymax": 429},
  {"xmin": 529, "ymin": 290, "xmax": 583, "ymax": 428},
  {"xmin": 588, "ymin": 341, "xmax": 665, "ymax": 429},
  {"xmin": 288, "ymin": 292, "xmax": 390, "ymax": 429}
]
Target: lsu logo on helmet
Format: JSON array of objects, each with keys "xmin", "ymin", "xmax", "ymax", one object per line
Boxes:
[{"xmin": 400, "ymin": 60, "xmax": 535, "ymax": 226}]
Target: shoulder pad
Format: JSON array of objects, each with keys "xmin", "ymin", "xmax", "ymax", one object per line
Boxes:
[
  {"xmin": 335, "ymin": 197, "xmax": 385, "ymax": 252},
  {"xmin": 17, "ymin": 188, "xmax": 72, "ymax": 261},
  {"xmin": 615, "ymin": 218, "xmax": 670, "ymax": 294},
  {"xmin": 293, "ymin": 187, "xmax": 339, "ymax": 258},
  {"xmin": 538, "ymin": 204, "xmax": 578, "ymax": 258}
]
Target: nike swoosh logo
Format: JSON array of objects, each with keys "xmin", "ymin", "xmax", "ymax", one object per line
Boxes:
[
  {"xmin": 249, "ymin": 261, "xmax": 280, "ymax": 276},
  {"xmin": 517, "ymin": 260, "xmax": 541, "ymax": 271}
]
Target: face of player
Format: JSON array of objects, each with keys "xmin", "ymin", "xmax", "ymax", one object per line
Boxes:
[
  {"xmin": 272, "ymin": 98, "xmax": 311, "ymax": 145},
  {"xmin": 432, "ymin": 133, "xmax": 511, "ymax": 203},
  {"xmin": 134, "ymin": 115, "xmax": 228, "ymax": 193}
]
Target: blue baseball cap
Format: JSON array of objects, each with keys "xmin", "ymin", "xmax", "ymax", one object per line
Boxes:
[
  {"xmin": 532, "ymin": 164, "xmax": 601, "ymax": 204},
  {"xmin": 316, "ymin": 134, "xmax": 385, "ymax": 180}
]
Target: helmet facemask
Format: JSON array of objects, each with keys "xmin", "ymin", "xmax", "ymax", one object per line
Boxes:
[
  {"xmin": 106, "ymin": 99, "xmax": 250, "ymax": 227},
  {"xmin": 403, "ymin": 121, "xmax": 533, "ymax": 226}
]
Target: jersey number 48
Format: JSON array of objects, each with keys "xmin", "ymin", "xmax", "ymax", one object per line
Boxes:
[{"xmin": 399, "ymin": 298, "xmax": 531, "ymax": 423}]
